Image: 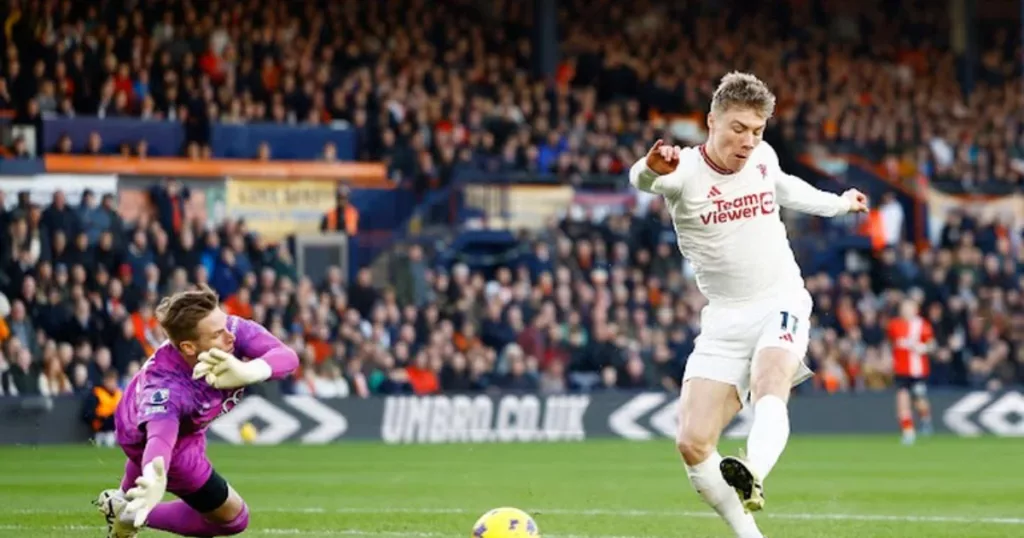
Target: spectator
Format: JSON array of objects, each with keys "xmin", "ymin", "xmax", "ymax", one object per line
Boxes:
[
  {"xmin": 81, "ymin": 369, "xmax": 122, "ymax": 447},
  {"xmin": 83, "ymin": 133, "xmax": 103, "ymax": 155},
  {"xmin": 76, "ymin": 190, "xmax": 106, "ymax": 245},
  {"xmin": 499, "ymin": 351, "xmax": 539, "ymax": 391},
  {"xmin": 60, "ymin": 298, "xmax": 101, "ymax": 347},
  {"xmin": 41, "ymin": 351, "xmax": 73, "ymax": 396},
  {"xmin": 88, "ymin": 347, "xmax": 116, "ymax": 388},
  {"xmin": 6, "ymin": 300, "xmax": 37, "ymax": 356},
  {"xmin": 404, "ymin": 351, "xmax": 440, "ymax": 395},
  {"xmin": 111, "ymin": 318, "xmax": 145, "ymax": 376},
  {"xmin": 149, "ymin": 180, "xmax": 189, "ymax": 239},
  {"xmin": 320, "ymin": 186, "xmax": 359, "ymax": 236},
  {"xmin": 256, "ymin": 142, "xmax": 272, "ymax": 161},
  {"xmin": 130, "ymin": 304, "xmax": 161, "ymax": 357},
  {"xmin": 7, "ymin": 136, "xmax": 31, "ymax": 158},
  {"xmin": 124, "ymin": 230, "xmax": 155, "ymax": 283},
  {"xmin": 40, "ymin": 192, "xmax": 79, "ymax": 243},
  {"xmin": 294, "ymin": 361, "xmax": 351, "ymax": 398},
  {"xmin": 0, "ymin": 0, "xmax": 1021, "ymax": 404},
  {"xmin": 223, "ymin": 286, "xmax": 254, "ymax": 319},
  {"xmin": 393, "ymin": 245, "xmax": 428, "ymax": 308},
  {"xmin": 54, "ymin": 134, "xmax": 74, "ymax": 154},
  {"xmin": 1, "ymin": 345, "xmax": 43, "ymax": 396},
  {"xmin": 321, "ymin": 143, "xmax": 338, "ymax": 162},
  {"xmin": 539, "ymin": 360, "xmax": 568, "ymax": 395}
]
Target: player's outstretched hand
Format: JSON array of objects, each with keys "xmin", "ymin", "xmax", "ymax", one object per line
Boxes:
[
  {"xmin": 841, "ymin": 189, "xmax": 869, "ymax": 213},
  {"xmin": 193, "ymin": 348, "xmax": 272, "ymax": 389},
  {"xmin": 125, "ymin": 456, "xmax": 167, "ymax": 528},
  {"xmin": 646, "ymin": 139, "xmax": 681, "ymax": 175}
]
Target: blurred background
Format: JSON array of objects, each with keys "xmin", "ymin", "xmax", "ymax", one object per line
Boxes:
[{"xmin": 0, "ymin": 0, "xmax": 1021, "ymax": 446}]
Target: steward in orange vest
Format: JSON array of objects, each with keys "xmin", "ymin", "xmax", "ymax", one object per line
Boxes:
[
  {"xmin": 320, "ymin": 185, "xmax": 359, "ymax": 235},
  {"xmin": 82, "ymin": 370, "xmax": 122, "ymax": 447}
]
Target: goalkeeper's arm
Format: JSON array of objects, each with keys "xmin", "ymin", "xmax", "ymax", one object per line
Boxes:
[
  {"xmin": 236, "ymin": 319, "xmax": 300, "ymax": 381},
  {"xmin": 124, "ymin": 417, "xmax": 177, "ymax": 527},
  {"xmin": 142, "ymin": 417, "xmax": 179, "ymax": 471},
  {"xmin": 221, "ymin": 338, "xmax": 300, "ymax": 385},
  {"xmin": 256, "ymin": 345, "xmax": 300, "ymax": 380}
]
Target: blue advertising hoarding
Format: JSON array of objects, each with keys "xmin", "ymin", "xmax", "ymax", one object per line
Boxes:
[{"xmin": 42, "ymin": 117, "xmax": 357, "ymax": 161}]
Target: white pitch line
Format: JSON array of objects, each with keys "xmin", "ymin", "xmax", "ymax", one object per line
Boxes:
[
  {"xmin": 540, "ymin": 509, "xmax": 1024, "ymax": 525},
  {"xmin": 0, "ymin": 524, "xmax": 94, "ymax": 532},
  {"xmin": 263, "ymin": 506, "xmax": 1024, "ymax": 525},
  {"xmin": 10, "ymin": 506, "xmax": 1024, "ymax": 526}
]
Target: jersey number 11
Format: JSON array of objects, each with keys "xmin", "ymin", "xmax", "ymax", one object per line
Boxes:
[{"xmin": 780, "ymin": 311, "xmax": 799, "ymax": 335}]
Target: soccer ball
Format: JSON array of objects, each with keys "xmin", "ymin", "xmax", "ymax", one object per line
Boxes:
[
  {"xmin": 239, "ymin": 422, "xmax": 259, "ymax": 444},
  {"xmin": 472, "ymin": 507, "xmax": 540, "ymax": 537}
]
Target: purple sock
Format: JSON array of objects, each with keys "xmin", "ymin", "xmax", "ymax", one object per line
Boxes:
[
  {"xmin": 147, "ymin": 500, "xmax": 250, "ymax": 537},
  {"xmin": 147, "ymin": 500, "xmax": 222, "ymax": 536}
]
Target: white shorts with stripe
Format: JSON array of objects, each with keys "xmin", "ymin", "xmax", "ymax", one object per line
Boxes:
[{"xmin": 683, "ymin": 288, "xmax": 814, "ymax": 405}]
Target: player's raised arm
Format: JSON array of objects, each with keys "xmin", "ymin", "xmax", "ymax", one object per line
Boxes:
[
  {"xmin": 629, "ymin": 139, "xmax": 686, "ymax": 195},
  {"xmin": 775, "ymin": 169, "xmax": 868, "ymax": 217},
  {"xmin": 232, "ymin": 316, "xmax": 300, "ymax": 380}
]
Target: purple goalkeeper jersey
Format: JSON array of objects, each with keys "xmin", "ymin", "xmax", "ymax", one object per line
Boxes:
[{"xmin": 115, "ymin": 315, "xmax": 282, "ymax": 451}]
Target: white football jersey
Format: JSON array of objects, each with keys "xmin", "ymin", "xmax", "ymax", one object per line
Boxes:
[{"xmin": 629, "ymin": 141, "xmax": 851, "ymax": 304}]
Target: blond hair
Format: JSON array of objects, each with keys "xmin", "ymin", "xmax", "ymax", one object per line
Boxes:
[{"xmin": 710, "ymin": 71, "xmax": 776, "ymax": 119}]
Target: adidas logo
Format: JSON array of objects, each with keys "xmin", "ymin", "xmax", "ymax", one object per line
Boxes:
[
  {"xmin": 707, "ymin": 186, "xmax": 722, "ymax": 199},
  {"xmin": 779, "ymin": 333, "xmax": 794, "ymax": 343}
]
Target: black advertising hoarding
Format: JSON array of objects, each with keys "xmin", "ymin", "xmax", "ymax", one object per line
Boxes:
[{"xmin": 2, "ymin": 390, "xmax": 1021, "ymax": 446}]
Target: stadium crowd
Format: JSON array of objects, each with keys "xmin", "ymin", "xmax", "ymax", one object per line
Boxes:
[
  {"xmin": 3, "ymin": 0, "xmax": 1022, "ymax": 193},
  {"xmin": 0, "ymin": 0, "xmax": 1021, "ymax": 399},
  {"xmin": 0, "ymin": 180, "xmax": 1021, "ymax": 400}
]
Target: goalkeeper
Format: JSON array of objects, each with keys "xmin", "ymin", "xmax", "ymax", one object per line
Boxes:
[{"xmin": 95, "ymin": 285, "xmax": 299, "ymax": 538}]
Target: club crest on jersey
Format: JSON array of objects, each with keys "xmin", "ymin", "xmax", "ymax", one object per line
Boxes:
[
  {"xmin": 149, "ymin": 388, "xmax": 170, "ymax": 405},
  {"xmin": 700, "ymin": 191, "xmax": 776, "ymax": 225},
  {"xmin": 757, "ymin": 164, "xmax": 767, "ymax": 179}
]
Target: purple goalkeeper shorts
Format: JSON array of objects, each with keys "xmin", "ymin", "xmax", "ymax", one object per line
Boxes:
[{"xmin": 120, "ymin": 433, "xmax": 213, "ymax": 496}]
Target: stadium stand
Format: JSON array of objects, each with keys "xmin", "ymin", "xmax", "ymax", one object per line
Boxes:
[
  {"xmin": 1, "ymin": 182, "xmax": 1021, "ymax": 397},
  {"xmin": 0, "ymin": 0, "xmax": 1022, "ymax": 401},
  {"xmin": 6, "ymin": 0, "xmax": 1022, "ymax": 192}
]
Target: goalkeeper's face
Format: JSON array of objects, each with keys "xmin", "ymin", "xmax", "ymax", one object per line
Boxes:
[
  {"xmin": 189, "ymin": 308, "xmax": 236, "ymax": 358},
  {"xmin": 708, "ymin": 106, "xmax": 766, "ymax": 172}
]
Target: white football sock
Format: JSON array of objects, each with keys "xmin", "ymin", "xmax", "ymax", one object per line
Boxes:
[
  {"xmin": 686, "ymin": 451, "xmax": 763, "ymax": 538},
  {"xmin": 746, "ymin": 395, "xmax": 790, "ymax": 479}
]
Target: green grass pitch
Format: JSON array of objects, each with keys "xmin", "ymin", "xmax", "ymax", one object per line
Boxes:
[{"xmin": 0, "ymin": 435, "xmax": 1020, "ymax": 537}]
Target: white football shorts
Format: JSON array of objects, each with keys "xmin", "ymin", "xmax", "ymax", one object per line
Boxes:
[{"xmin": 683, "ymin": 288, "xmax": 814, "ymax": 404}]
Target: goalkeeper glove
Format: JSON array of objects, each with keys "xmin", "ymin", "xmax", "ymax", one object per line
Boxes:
[
  {"xmin": 192, "ymin": 348, "xmax": 272, "ymax": 389},
  {"xmin": 125, "ymin": 457, "xmax": 167, "ymax": 528}
]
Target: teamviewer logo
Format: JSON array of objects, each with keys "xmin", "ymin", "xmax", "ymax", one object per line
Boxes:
[{"xmin": 700, "ymin": 192, "xmax": 776, "ymax": 225}]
